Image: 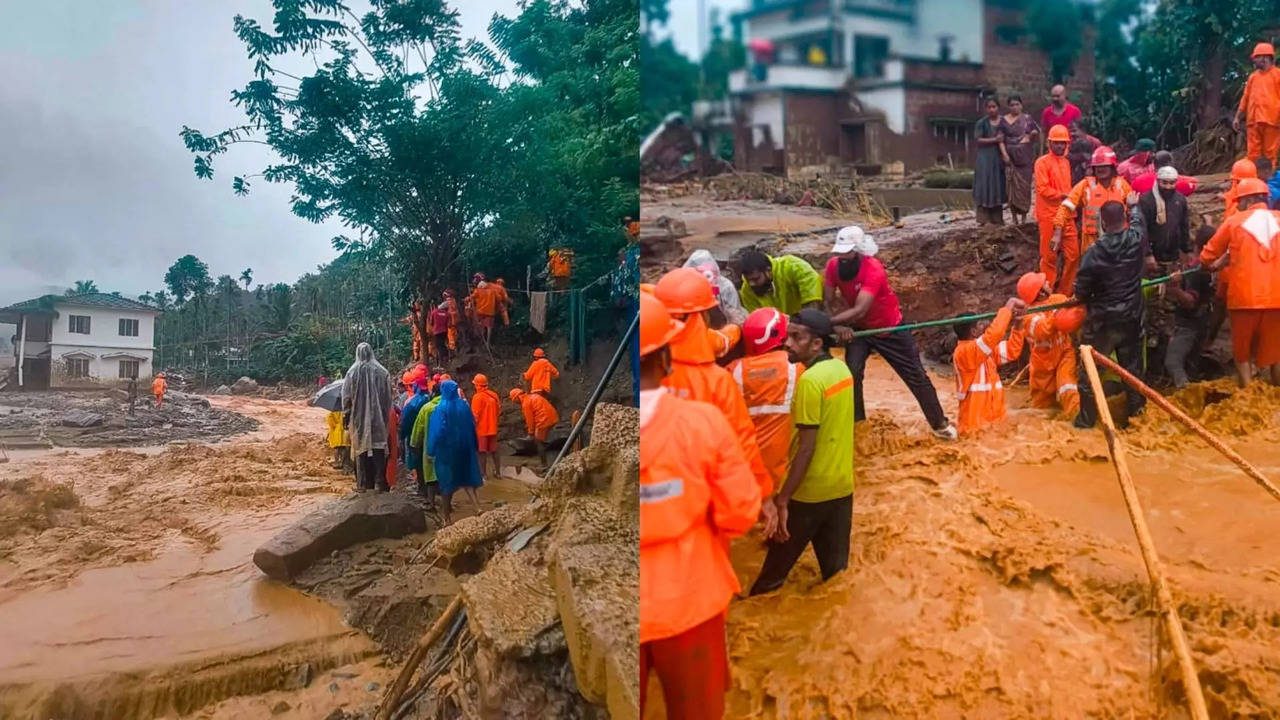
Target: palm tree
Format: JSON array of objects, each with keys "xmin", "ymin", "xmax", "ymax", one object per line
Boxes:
[
  {"xmin": 66, "ymin": 280, "xmax": 98, "ymax": 296},
  {"xmin": 240, "ymin": 268, "xmax": 253, "ymax": 289}
]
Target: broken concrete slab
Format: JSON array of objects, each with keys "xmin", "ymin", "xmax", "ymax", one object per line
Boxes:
[
  {"xmin": 550, "ymin": 541, "xmax": 638, "ymax": 710},
  {"xmin": 166, "ymin": 391, "xmax": 211, "ymax": 408},
  {"xmin": 461, "ymin": 551, "xmax": 561, "ymax": 656},
  {"xmin": 212, "ymin": 385, "xmax": 232, "ymax": 395},
  {"xmin": 253, "ymin": 492, "xmax": 427, "ymax": 581},
  {"xmin": 61, "ymin": 411, "xmax": 104, "ymax": 428}
]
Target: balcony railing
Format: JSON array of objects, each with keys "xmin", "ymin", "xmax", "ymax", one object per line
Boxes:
[{"xmin": 730, "ymin": 64, "xmax": 852, "ymax": 93}]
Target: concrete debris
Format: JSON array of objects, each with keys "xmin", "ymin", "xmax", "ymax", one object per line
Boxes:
[
  {"xmin": 166, "ymin": 390, "xmax": 211, "ymax": 408},
  {"xmin": 429, "ymin": 503, "xmax": 530, "ymax": 561},
  {"xmin": 231, "ymin": 377, "xmax": 260, "ymax": 395},
  {"xmin": 60, "ymin": 411, "xmax": 104, "ymax": 428},
  {"xmin": 253, "ymin": 492, "xmax": 428, "ymax": 581},
  {"xmin": 213, "ymin": 385, "xmax": 232, "ymax": 395}
]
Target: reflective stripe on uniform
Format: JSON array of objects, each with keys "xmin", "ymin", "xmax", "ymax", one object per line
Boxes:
[
  {"xmin": 731, "ymin": 362, "xmax": 744, "ymax": 391},
  {"xmin": 1061, "ymin": 199, "xmax": 1076, "ymax": 211},
  {"xmin": 640, "ymin": 478, "xmax": 684, "ymax": 503},
  {"xmin": 975, "ymin": 337, "xmax": 992, "ymax": 355},
  {"xmin": 1057, "ymin": 383, "xmax": 1078, "ymax": 395},
  {"xmin": 997, "ymin": 340, "xmax": 1010, "ymax": 363},
  {"xmin": 741, "ymin": 360, "xmax": 796, "ymax": 416}
]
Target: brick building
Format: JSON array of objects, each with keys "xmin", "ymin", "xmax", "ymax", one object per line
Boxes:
[{"xmin": 729, "ymin": 0, "xmax": 1095, "ymax": 175}]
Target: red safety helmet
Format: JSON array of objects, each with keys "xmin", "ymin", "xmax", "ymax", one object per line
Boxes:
[
  {"xmin": 742, "ymin": 308, "xmax": 788, "ymax": 355},
  {"xmin": 1016, "ymin": 272, "xmax": 1048, "ymax": 306},
  {"xmin": 654, "ymin": 267, "xmax": 718, "ymax": 314},
  {"xmin": 1054, "ymin": 306, "xmax": 1086, "ymax": 334},
  {"xmin": 1090, "ymin": 146, "xmax": 1118, "ymax": 167},
  {"xmin": 639, "ymin": 291, "xmax": 685, "ymax": 356}
]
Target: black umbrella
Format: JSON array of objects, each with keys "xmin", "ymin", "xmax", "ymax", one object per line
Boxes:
[{"xmin": 312, "ymin": 379, "xmax": 345, "ymax": 411}]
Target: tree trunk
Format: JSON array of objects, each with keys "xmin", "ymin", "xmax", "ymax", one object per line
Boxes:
[{"xmin": 1198, "ymin": 41, "xmax": 1226, "ymax": 132}]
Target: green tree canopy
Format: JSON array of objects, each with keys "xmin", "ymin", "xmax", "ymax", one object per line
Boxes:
[
  {"xmin": 67, "ymin": 280, "xmax": 98, "ymax": 295},
  {"xmin": 164, "ymin": 255, "xmax": 212, "ymax": 305}
]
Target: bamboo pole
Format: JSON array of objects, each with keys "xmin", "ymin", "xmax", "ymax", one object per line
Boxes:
[
  {"xmin": 377, "ymin": 594, "xmax": 464, "ymax": 720},
  {"xmin": 1089, "ymin": 349, "xmax": 1280, "ymax": 504},
  {"xmin": 1079, "ymin": 346, "xmax": 1209, "ymax": 720}
]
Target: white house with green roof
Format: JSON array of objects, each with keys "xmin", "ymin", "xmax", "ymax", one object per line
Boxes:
[{"xmin": 0, "ymin": 293, "xmax": 159, "ymax": 390}]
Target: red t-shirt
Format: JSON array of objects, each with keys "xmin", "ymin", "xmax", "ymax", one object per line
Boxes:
[
  {"xmin": 1041, "ymin": 102, "xmax": 1082, "ymax": 132},
  {"xmin": 823, "ymin": 256, "xmax": 903, "ymax": 330},
  {"xmin": 429, "ymin": 308, "xmax": 450, "ymax": 334},
  {"xmin": 1131, "ymin": 171, "xmax": 1197, "ymax": 197}
]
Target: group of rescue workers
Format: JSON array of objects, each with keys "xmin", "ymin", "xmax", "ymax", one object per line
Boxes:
[
  {"xmin": 402, "ymin": 273, "xmax": 513, "ymax": 367},
  {"xmin": 639, "ymin": 41, "xmax": 1280, "ymax": 719}
]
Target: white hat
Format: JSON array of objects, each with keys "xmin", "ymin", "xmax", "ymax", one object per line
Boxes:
[
  {"xmin": 833, "ymin": 225, "xmax": 877, "ymax": 256},
  {"xmin": 1156, "ymin": 166, "xmax": 1178, "ymax": 182}
]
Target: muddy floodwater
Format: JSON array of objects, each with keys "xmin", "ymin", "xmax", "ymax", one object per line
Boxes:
[{"xmin": 0, "ymin": 396, "xmax": 380, "ymax": 719}]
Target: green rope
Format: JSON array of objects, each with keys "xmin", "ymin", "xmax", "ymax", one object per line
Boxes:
[{"xmin": 848, "ymin": 267, "xmax": 1205, "ymax": 339}]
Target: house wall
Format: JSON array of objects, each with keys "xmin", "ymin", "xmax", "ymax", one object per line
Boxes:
[
  {"xmin": 50, "ymin": 344, "xmax": 154, "ymax": 387},
  {"xmin": 982, "ymin": 3, "xmax": 1095, "ymax": 121},
  {"xmin": 783, "ymin": 92, "xmax": 843, "ymax": 174},
  {"xmin": 48, "ymin": 304, "xmax": 157, "ymax": 386},
  {"xmin": 736, "ymin": 92, "xmax": 788, "ymax": 172}
]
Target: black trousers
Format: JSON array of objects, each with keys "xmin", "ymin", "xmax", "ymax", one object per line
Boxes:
[
  {"xmin": 1076, "ymin": 318, "xmax": 1146, "ymax": 428},
  {"xmin": 433, "ymin": 332, "xmax": 449, "ymax": 365},
  {"xmin": 355, "ymin": 449, "xmax": 388, "ymax": 491},
  {"xmin": 749, "ymin": 494, "xmax": 853, "ymax": 595},
  {"xmin": 845, "ymin": 332, "xmax": 948, "ymax": 429}
]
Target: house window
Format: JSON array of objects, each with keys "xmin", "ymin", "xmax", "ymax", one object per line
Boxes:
[
  {"xmin": 118, "ymin": 360, "xmax": 139, "ymax": 379},
  {"xmin": 119, "ymin": 318, "xmax": 139, "ymax": 337},
  {"xmin": 69, "ymin": 315, "xmax": 91, "ymax": 334},
  {"xmin": 930, "ymin": 120, "xmax": 972, "ymax": 149},
  {"xmin": 67, "ymin": 358, "xmax": 90, "ymax": 378},
  {"xmin": 854, "ymin": 35, "xmax": 889, "ymax": 79}
]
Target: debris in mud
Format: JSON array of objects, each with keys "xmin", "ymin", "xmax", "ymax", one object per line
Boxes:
[
  {"xmin": 231, "ymin": 376, "xmax": 261, "ymax": 395},
  {"xmin": 0, "ymin": 390, "xmax": 257, "ymax": 447}
]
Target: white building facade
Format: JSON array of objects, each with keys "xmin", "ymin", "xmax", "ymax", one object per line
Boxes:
[{"xmin": 0, "ymin": 293, "xmax": 159, "ymax": 389}]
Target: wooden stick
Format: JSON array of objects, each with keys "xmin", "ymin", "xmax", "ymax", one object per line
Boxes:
[
  {"xmin": 1089, "ymin": 349, "xmax": 1280, "ymax": 504},
  {"xmin": 571, "ymin": 410, "xmax": 583, "ymax": 453},
  {"xmin": 377, "ymin": 594, "xmax": 464, "ymax": 720},
  {"xmin": 1010, "ymin": 364, "xmax": 1030, "ymax": 388},
  {"xmin": 1079, "ymin": 346, "xmax": 1209, "ymax": 720}
]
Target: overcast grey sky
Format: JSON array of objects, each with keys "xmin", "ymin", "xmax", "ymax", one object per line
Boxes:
[
  {"xmin": 0, "ymin": 0, "xmax": 516, "ymax": 308},
  {"xmin": 655, "ymin": 0, "xmax": 743, "ymax": 60}
]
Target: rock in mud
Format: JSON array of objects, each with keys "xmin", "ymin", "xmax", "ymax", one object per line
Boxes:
[
  {"xmin": 166, "ymin": 390, "xmax": 211, "ymax": 408},
  {"xmin": 253, "ymin": 492, "xmax": 427, "ymax": 581},
  {"xmin": 60, "ymin": 411, "xmax": 104, "ymax": 428},
  {"xmin": 271, "ymin": 700, "xmax": 291, "ymax": 714},
  {"xmin": 213, "ymin": 384, "xmax": 232, "ymax": 395},
  {"xmin": 231, "ymin": 376, "xmax": 260, "ymax": 395}
]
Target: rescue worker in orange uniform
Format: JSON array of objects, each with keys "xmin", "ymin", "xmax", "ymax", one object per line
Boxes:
[
  {"xmin": 1016, "ymin": 272, "xmax": 1080, "ymax": 416},
  {"xmin": 401, "ymin": 301, "xmax": 425, "ymax": 362},
  {"xmin": 548, "ymin": 248, "xmax": 573, "ymax": 291},
  {"xmin": 1034, "ymin": 124, "xmax": 1077, "ymax": 292},
  {"xmin": 510, "ymin": 388, "xmax": 559, "ymax": 468},
  {"xmin": 653, "ymin": 268, "xmax": 777, "ymax": 536},
  {"xmin": 523, "ymin": 348, "xmax": 560, "ymax": 396},
  {"xmin": 726, "ymin": 308, "xmax": 805, "ymax": 487},
  {"xmin": 1234, "ymin": 43, "xmax": 1280, "ymax": 165},
  {"xmin": 1200, "ymin": 178, "xmax": 1280, "ymax": 386},
  {"xmin": 638, "ymin": 291, "xmax": 761, "ymax": 720},
  {"xmin": 471, "ymin": 374, "xmax": 501, "ymax": 479},
  {"xmin": 1223, "ymin": 158, "xmax": 1260, "ymax": 222},
  {"xmin": 1053, "ymin": 146, "xmax": 1133, "ymax": 293},
  {"xmin": 952, "ymin": 297, "xmax": 1026, "ymax": 434},
  {"xmin": 1209, "ymin": 158, "xmax": 1262, "ymax": 344},
  {"xmin": 443, "ymin": 290, "xmax": 461, "ymax": 351},
  {"xmin": 494, "ymin": 278, "xmax": 510, "ymax": 325},
  {"xmin": 151, "ymin": 372, "xmax": 167, "ymax": 408},
  {"xmin": 468, "ymin": 275, "xmax": 500, "ymax": 346}
]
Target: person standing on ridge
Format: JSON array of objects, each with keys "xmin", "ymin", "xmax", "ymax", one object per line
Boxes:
[
  {"xmin": 726, "ymin": 308, "xmax": 805, "ymax": 488},
  {"xmin": 825, "ymin": 226, "xmax": 958, "ymax": 440},
  {"xmin": 1053, "ymin": 145, "xmax": 1134, "ymax": 294},
  {"xmin": 1073, "ymin": 197, "xmax": 1149, "ymax": 429},
  {"xmin": 749, "ymin": 308, "xmax": 854, "ymax": 595},
  {"xmin": 342, "ymin": 343, "xmax": 393, "ymax": 491},
  {"xmin": 997, "ymin": 94, "xmax": 1039, "ymax": 226},
  {"xmin": 429, "ymin": 301, "xmax": 451, "ymax": 367},
  {"xmin": 974, "ymin": 96, "xmax": 1007, "ymax": 225},
  {"xmin": 653, "ymin": 269, "xmax": 778, "ymax": 536},
  {"xmin": 1034, "ymin": 124, "xmax": 1077, "ymax": 292},
  {"xmin": 1200, "ymin": 178, "xmax": 1280, "ymax": 386},
  {"xmin": 1235, "ymin": 42, "xmax": 1280, "ymax": 165},
  {"xmin": 468, "ymin": 274, "xmax": 500, "ymax": 347},
  {"xmin": 638, "ymin": 290, "xmax": 760, "ymax": 720},
  {"xmin": 523, "ymin": 348, "xmax": 559, "ymax": 397},
  {"xmin": 470, "ymin": 374, "xmax": 501, "ymax": 480},
  {"xmin": 1040, "ymin": 84, "xmax": 1081, "ymax": 133},
  {"xmin": 736, "ymin": 249, "xmax": 824, "ymax": 315}
]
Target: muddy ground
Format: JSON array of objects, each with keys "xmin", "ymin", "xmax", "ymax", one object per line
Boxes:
[
  {"xmin": 0, "ymin": 389, "xmax": 258, "ymax": 448},
  {"xmin": 642, "ymin": 188, "xmax": 1280, "ymax": 718}
]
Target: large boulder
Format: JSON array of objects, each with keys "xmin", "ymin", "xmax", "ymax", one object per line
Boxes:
[
  {"xmin": 61, "ymin": 411, "xmax": 105, "ymax": 428},
  {"xmin": 166, "ymin": 391, "xmax": 211, "ymax": 408},
  {"xmin": 231, "ymin": 376, "xmax": 260, "ymax": 395},
  {"xmin": 253, "ymin": 492, "xmax": 427, "ymax": 581},
  {"xmin": 212, "ymin": 385, "xmax": 232, "ymax": 395}
]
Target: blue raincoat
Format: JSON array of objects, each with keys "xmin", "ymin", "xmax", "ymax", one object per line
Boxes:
[
  {"xmin": 426, "ymin": 381, "xmax": 483, "ymax": 495},
  {"xmin": 399, "ymin": 386, "xmax": 430, "ymax": 469}
]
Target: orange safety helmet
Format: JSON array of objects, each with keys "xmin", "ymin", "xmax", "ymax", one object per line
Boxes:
[
  {"xmin": 156, "ymin": 372, "xmax": 165, "ymax": 378},
  {"xmin": 1047, "ymin": 125, "xmax": 1070, "ymax": 143},
  {"xmin": 639, "ymin": 290, "xmax": 685, "ymax": 356},
  {"xmin": 1236, "ymin": 177, "xmax": 1270, "ymax": 199},
  {"xmin": 509, "ymin": 388, "xmax": 524, "ymax": 401},
  {"xmin": 654, "ymin": 267, "xmax": 718, "ymax": 314},
  {"xmin": 473, "ymin": 373, "xmax": 488, "ymax": 387},
  {"xmin": 1090, "ymin": 146, "xmax": 1118, "ymax": 167},
  {"xmin": 742, "ymin": 307, "xmax": 788, "ymax": 355},
  {"xmin": 1231, "ymin": 158, "xmax": 1258, "ymax": 180},
  {"xmin": 1016, "ymin": 272, "xmax": 1048, "ymax": 306},
  {"xmin": 533, "ymin": 348, "xmax": 546, "ymax": 358},
  {"xmin": 1053, "ymin": 306, "xmax": 1086, "ymax": 334},
  {"xmin": 401, "ymin": 370, "xmax": 415, "ymax": 386},
  {"xmin": 496, "ymin": 278, "xmax": 505, "ymax": 286},
  {"xmin": 1252, "ymin": 42, "xmax": 1275, "ymax": 59}
]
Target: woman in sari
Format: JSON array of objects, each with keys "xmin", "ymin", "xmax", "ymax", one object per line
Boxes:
[
  {"xmin": 426, "ymin": 380, "xmax": 484, "ymax": 525},
  {"xmin": 997, "ymin": 94, "xmax": 1040, "ymax": 225},
  {"xmin": 973, "ymin": 97, "xmax": 1007, "ymax": 225}
]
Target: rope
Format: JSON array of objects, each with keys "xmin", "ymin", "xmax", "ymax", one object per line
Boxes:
[
  {"xmin": 500, "ymin": 271, "xmax": 613, "ymax": 296},
  {"xmin": 847, "ymin": 268, "xmax": 1204, "ymax": 339}
]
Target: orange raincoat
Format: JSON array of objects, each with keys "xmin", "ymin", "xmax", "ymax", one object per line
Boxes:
[
  {"xmin": 640, "ymin": 390, "xmax": 760, "ymax": 643},
  {"xmin": 661, "ymin": 313, "xmax": 772, "ymax": 497},
  {"xmin": 471, "ymin": 386, "xmax": 500, "ymax": 437},
  {"xmin": 519, "ymin": 392, "xmax": 560, "ymax": 441},
  {"xmin": 726, "ymin": 350, "xmax": 803, "ymax": 486},
  {"xmin": 1201, "ymin": 202, "xmax": 1280, "ymax": 309},
  {"xmin": 1021, "ymin": 295, "xmax": 1079, "ymax": 415},
  {"xmin": 445, "ymin": 296, "xmax": 460, "ymax": 350},
  {"xmin": 523, "ymin": 357, "xmax": 560, "ymax": 394},
  {"xmin": 151, "ymin": 376, "xmax": 167, "ymax": 404},
  {"xmin": 1033, "ymin": 151, "xmax": 1077, "ymax": 292},
  {"xmin": 471, "ymin": 283, "xmax": 499, "ymax": 319},
  {"xmin": 1239, "ymin": 65, "xmax": 1280, "ymax": 162},
  {"xmin": 953, "ymin": 306, "xmax": 1024, "ymax": 434}
]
